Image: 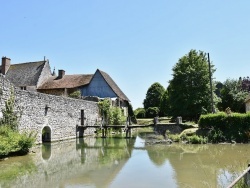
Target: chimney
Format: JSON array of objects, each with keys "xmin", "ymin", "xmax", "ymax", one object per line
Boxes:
[
  {"xmin": 1, "ymin": 56, "xmax": 11, "ymax": 75},
  {"xmin": 58, "ymin": 69, "xmax": 65, "ymax": 79}
]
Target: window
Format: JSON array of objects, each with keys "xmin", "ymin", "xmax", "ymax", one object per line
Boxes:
[{"xmin": 20, "ymin": 86, "xmax": 26, "ymax": 90}]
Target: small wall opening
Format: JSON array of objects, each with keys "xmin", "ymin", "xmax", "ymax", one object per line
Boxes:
[
  {"xmin": 42, "ymin": 126, "xmax": 51, "ymax": 143},
  {"xmin": 81, "ymin": 110, "xmax": 84, "ymax": 126}
]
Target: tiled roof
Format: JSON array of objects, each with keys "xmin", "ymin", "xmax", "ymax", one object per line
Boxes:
[
  {"xmin": 38, "ymin": 74, "xmax": 93, "ymax": 89},
  {"xmin": 98, "ymin": 69, "xmax": 130, "ymax": 102},
  {"xmin": 3, "ymin": 61, "xmax": 46, "ymax": 87}
]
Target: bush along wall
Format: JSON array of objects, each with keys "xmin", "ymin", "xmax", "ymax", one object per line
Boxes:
[
  {"xmin": 0, "ymin": 90, "xmax": 35, "ymax": 157},
  {"xmin": 198, "ymin": 112, "xmax": 250, "ymax": 143}
]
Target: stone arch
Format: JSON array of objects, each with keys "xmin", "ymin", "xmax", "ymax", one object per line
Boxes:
[{"xmin": 42, "ymin": 126, "xmax": 51, "ymax": 143}]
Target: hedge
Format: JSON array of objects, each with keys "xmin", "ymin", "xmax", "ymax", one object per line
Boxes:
[{"xmin": 198, "ymin": 112, "xmax": 250, "ymax": 142}]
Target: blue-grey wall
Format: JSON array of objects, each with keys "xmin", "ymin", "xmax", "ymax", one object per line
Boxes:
[{"xmin": 80, "ymin": 71, "xmax": 117, "ymax": 98}]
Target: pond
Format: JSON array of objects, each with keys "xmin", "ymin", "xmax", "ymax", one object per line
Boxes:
[{"xmin": 1, "ymin": 130, "xmax": 250, "ymax": 188}]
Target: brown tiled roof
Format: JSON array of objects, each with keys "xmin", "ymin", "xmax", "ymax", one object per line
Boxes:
[
  {"xmin": 38, "ymin": 74, "xmax": 93, "ymax": 89},
  {"xmin": 3, "ymin": 61, "xmax": 46, "ymax": 87},
  {"xmin": 98, "ymin": 69, "xmax": 130, "ymax": 102}
]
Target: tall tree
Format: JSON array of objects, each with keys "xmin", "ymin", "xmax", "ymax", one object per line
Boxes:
[
  {"xmin": 159, "ymin": 90, "xmax": 170, "ymax": 117},
  {"xmin": 218, "ymin": 78, "xmax": 249, "ymax": 113},
  {"xmin": 143, "ymin": 82, "xmax": 165, "ymax": 114},
  {"xmin": 168, "ymin": 50, "xmax": 214, "ymax": 120}
]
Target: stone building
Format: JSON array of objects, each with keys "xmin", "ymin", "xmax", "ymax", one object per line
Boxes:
[
  {"xmin": 0, "ymin": 56, "xmax": 51, "ymax": 91},
  {"xmin": 0, "ymin": 56, "xmax": 130, "ymax": 115}
]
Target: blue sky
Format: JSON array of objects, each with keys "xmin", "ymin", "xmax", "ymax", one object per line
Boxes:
[{"xmin": 1, "ymin": 1, "xmax": 250, "ymax": 109}]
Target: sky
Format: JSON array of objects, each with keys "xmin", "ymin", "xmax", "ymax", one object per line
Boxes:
[{"xmin": 1, "ymin": 1, "xmax": 250, "ymax": 109}]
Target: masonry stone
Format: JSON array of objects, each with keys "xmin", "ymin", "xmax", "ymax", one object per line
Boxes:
[{"xmin": 0, "ymin": 74, "xmax": 99, "ymax": 143}]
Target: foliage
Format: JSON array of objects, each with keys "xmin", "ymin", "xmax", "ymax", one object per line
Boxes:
[
  {"xmin": 0, "ymin": 90, "xmax": 35, "ymax": 157},
  {"xmin": 186, "ymin": 135, "xmax": 208, "ymax": 144},
  {"xmin": 159, "ymin": 90, "xmax": 170, "ymax": 117},
  {"xmin": 207, "ymin": 128, "xmax": 225, "ymax": 143},
  {"xmin": 241, "ymin": 76, "xmax": 250, "ymax": 92},
  {"xmin": 143, "ymin": 82, "xmax": 165, "ymax": 116},
  {"xmin": 68, "ymin": 90, "xmax": 81, "ymax": 99},
  {"xmin": 146, "ymin": 107, "xmax": 160, "ymax": 118},
  {"xmin": 98, "ymin": 98, "xmax": 126, "ymax": 125},
  {"xmin": 128, "ymin": 103, "xmax": 137, "ymax": 124},
  {"xmin": 168, "ymin": 134, "xmax": 181, "ymax": 142},
  {"xmin": 167, "ymin": 49, "xmax": 215, "ymax": 120},
  {"xmin": 0, "ymin": 126, "xmax": 35, "ymax": 157},
  {"xmin": 1, "ymin": 89, "xmax": 19, "ymax": 130},
  {"xmin": 98, "ymin": 98, "xmax": 111, "ymax": 120},
  {"xmin": 198, "ymin": 112, "xmax": 250, "ymax": 143},
  {"xmin": 108, "ymin": 107, "xmax": 126, "ymax": 125},
  {"xmin": 217, "ymin": 78, "xmax": 249, "ymax": 113},
  {"xmin": 134, "ymin": 108, "xmax": 146, "ymax": 118}
]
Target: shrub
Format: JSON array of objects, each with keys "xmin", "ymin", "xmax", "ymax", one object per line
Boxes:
[
  {"xmin": 134, "ymin": 108, "xmax": 146, "ymax": 118},
  {"xmin": 168, "ymin": 134, "xmax": 181, "ymax": 142},
  {"xmin": 98, "ymin": 98, "xmax": 111, "ymax": 119},
  {"xmin": 68, "ymin": 90, "xmax": 81, "ymax": 99},
  {"xmin": 198, "ymin": 112, "xmax": 250, "ymax": 143},
  {"xmin": 109, "ymin": 107, "xmax": 126, "ymax": 125},
  {"xmin": 187, "ymin": 135, "xmax": 208, "ymax": 144},
  {"xmin": 146, "ymin": 107, "xmax": 160, "ymax": 118},
  {"xmin": 0, "ymin": 126, "xmax": 35, "ymax": 157}
]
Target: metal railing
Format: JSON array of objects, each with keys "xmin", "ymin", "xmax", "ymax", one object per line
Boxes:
[{"xmin": 227, "ymin": 164, "xmax": 250, "ymax": 188}]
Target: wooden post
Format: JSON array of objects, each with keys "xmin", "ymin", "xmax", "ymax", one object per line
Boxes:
[
  {"xmin": 125, "ymin": 127, "xmax": 131, "ymax": 138},
  {"xmin": 102, "ymin": 129, "xmax": 105, "ymax": 138}
]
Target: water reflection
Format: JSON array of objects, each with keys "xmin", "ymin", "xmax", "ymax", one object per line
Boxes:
[
  {"xmin": 1, "ymin": 134, "xmax": 250, "ymax": 188},
  {"xmin": 42, "ymin": 143, "xmax": 51, "ymax": 160}
]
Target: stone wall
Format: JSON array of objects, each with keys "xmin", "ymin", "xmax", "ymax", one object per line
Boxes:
[{"xmin": 0, "ymin": 74, "xmax": 99, "ymax": 143}]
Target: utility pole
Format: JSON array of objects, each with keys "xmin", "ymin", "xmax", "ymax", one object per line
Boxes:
[{"xmin": 208, "ymin": 53, "xmax": 215, "ymax": 113}]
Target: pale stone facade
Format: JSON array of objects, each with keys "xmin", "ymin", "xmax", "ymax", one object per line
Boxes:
[{"xmin": 0, "ymin": 74, "xmax": 100, "ymax": 143}]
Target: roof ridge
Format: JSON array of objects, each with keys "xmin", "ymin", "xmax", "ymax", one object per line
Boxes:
[
  {"xmin": 10, "ymin": 61, "xmax": 46, "ymax": 66},
  {"xmin": 97, "ymin": 69, "xmax": 130, "ymax": 101}
]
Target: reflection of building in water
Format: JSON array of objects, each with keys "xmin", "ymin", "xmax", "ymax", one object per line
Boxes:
[
  {"xmin": 5, "ymin": 137, "xmax": 135, "ymax": 188},
  {"xmin": 42, "ymin": 143, "xmax": 51, "ymax": 160}
]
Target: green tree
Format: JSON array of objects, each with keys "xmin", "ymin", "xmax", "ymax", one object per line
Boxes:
[
  {"xmin": 168, "ymin": 49, "xmax": 214, "ymax": 120},
  {"xmin": 1, "ymin": 89, "xmax": 19, "ymax": 130},
  {"xmin": 127, "ymin": 103, "xmax": 137, "ymax": 124},
  {"xmin": 143, "ymin": 82, "xmax": 165, "ymax": 116},
  {"xmin": 98, "ymin": 99, "xmax": 111, "ymax": 121},
  {"xmin": 146, "ymin": 107, "xmax": 160, "ymax": 118},
  {"xmin": 217, "ymin": 78, "xmax": 249, "ymax": 112},
  {"xmin": 134, "ymin": 108, "xmax": 146, "ymax": 118},
  {"xmin": 159, "ymin": 90, "xmax": 170, "ymax": 117}
]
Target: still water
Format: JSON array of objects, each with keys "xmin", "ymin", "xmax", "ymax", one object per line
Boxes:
[{"xmin": 1, "ymin": 131, "xmax": 250, "ymax": 188}]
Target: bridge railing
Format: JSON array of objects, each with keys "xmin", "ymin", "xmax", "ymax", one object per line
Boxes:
[{"xmin": 227, "ymin": 164, "xmax": 250, "ymax": 188}]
